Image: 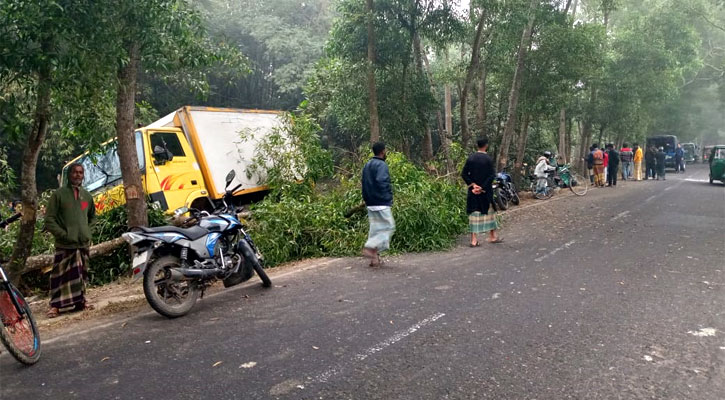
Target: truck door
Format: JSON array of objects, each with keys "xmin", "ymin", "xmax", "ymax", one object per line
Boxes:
[{"xmin": 147, "ymin": 130, "xmax": 204, "ymax": 212}]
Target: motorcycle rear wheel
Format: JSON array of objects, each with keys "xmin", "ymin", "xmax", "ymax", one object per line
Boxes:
[
  {"xmin": 144, "ymin": 255, "xmax": 200, "ymax": 318},
  {"xmin": 494, "ymin": 187, "xmax": 508, "ymax": 211},
  {"xmin": 508, "ymin": 183, "xmax": 520, "ymax": 205}
]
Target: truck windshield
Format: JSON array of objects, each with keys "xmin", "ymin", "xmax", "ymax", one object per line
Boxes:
[{"xmin": 61, "ymin": 132, "xmax": 144, "ymax": 193}]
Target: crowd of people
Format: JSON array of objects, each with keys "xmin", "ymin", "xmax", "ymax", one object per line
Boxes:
[{"xmin": 585, "ymin": 142, "xmax": 676, "ymax": 186}]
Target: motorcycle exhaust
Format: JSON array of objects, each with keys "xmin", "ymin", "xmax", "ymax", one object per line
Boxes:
[{"xmin": 168, "ymin": 268, "xmax": 222, "ymax": 281}]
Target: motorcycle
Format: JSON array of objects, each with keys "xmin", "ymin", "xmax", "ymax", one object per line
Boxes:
[
  {"xmin": 495, "ymin": 170, "xmax": 520, "ymax": 207},
  {"xmin": 122, "ymin": 170, "xmax": 271, "ymax": 318}
]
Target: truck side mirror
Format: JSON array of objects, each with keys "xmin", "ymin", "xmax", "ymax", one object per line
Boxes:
[{"xmin": 153, "ymin": 145, "xmax": 173, "ymax": 165}]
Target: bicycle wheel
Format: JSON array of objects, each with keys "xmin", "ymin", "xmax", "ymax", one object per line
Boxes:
[
  {"xmin": 0, "ymin": 283, "xmax": 41, "ymax": 365},
  {"xmin": 569, "ymin": 172, "xmax": 589, "ymax": 196}
]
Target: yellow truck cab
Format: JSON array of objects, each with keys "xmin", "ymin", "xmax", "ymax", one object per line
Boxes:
[{"xmin": 62, "ymin": 106, "xmax": 282, "ymax": 214}]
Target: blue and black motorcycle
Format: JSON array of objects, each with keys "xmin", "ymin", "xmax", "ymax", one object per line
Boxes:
[
  {"xmin": 494, "ymin": 169, "xmax": 520, "ymax": 211},
  {"xmin": 122, "ymin": 170, "xmax": 271, "ymax": 318}
]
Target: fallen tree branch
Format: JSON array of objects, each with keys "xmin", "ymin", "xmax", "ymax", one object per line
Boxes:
[{"xmin": 23, "ymin": 237, "xmax": 126, "ymax": 275}]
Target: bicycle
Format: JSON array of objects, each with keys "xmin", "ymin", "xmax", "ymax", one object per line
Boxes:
[
  {"xmin": 530, "ymin": 164, "xmax": 588, "ymax": 199},
  {"xmin": 0, "ymin": 213, "xmax": 41, "ymax": 365}
]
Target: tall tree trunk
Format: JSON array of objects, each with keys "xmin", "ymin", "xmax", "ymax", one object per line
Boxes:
[
  {"xmin": 475, "ymin": 65, "xmax": 487, "ymax": 136},
  {"xmin": 513, "ymin": 113, "xmax": 531, "ymax": 186},
  {"xmin": 421, "ymin": 45, "xmax": 453, "ymax": 174},
  {"xmin": 444, "ymin": 50, "xmax": 453, "ymax": 146},
  {"xmin": 460, "ymin": 11, "xmax": 487, "ymax": 150},
  {"xmin": 116, "ymin": 42, "xmax": 148, "ymax": 228},
  {"xmin": 413, "ymin": 32, "xmax": 433, "ymax": 162},
  {"xmin": 8, "ymin": 44, "xmax": 53, "ymax": 283},
  {"xmin": 565, "ymin": 117, "xmax": 573, "ymax": 163},
  {"xmin": 496, "ymin": 0, "xmax": 536, "ymax": 172},
  {"xmin": 366, "ymin": 0, "xmax": 381, "ymax": 143},
  {"xmin": 558, "ymin": 108, "xmax": 567, "ymax": 163}
]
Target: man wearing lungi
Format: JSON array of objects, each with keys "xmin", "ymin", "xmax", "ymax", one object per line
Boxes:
[
  {"xmin": 461, "ymin": 138, "xmax": 502, "ymax": 246},
  {"xmin": 361, "ymin": 142, "xmax": 394, "ymax": 267},
  {"xmin": 44, "ymin": 163, "xmax": 95, "ymax": 318}
]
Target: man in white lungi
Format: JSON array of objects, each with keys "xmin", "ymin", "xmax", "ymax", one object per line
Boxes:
[{"xmin": 361, "ymin": 142, "xmax": 395, "ymax": 267}]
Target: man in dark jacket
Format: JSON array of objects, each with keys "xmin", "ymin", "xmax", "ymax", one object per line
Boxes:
[
  {"xmin": 44, "ymin": 163, "xmax": 96, "ymax": 317},
  {"xmin": 461, "ymin": 138, "xmax": 501, "ymax": 246},
  {"xmin": 606, "ymin": 144, "xmax": 620, "ymax": 187},
  {"xmin": 655, "ymin": 147, "xmax": 667, "ymax": 180},
  {"xmin": 619, "ymin": 143, "xmax": 633, "ymax": 180},
  {"xmin": 645, "ymin": 145, "xmax": 656, "ymax": 180},
  {"xmin": 361, "ymin": 142, "xmax": 394, "ymax": 267}
]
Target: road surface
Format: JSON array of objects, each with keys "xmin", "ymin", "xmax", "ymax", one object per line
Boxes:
[{"xmin": 2, "ymin": 165, "xmax": 724, "ymax": 399}]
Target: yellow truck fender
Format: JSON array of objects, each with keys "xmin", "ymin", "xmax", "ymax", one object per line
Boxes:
[{"xmin": 184, "ymin": 190, "xmax": 213, "ymax": 211}]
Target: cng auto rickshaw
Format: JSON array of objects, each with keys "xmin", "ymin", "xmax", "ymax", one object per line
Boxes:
[{"xmin": 709, "ymin": 145, "xmax": 725, "ymax": 185}]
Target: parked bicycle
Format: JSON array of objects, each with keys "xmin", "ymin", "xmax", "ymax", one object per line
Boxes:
[
  {"xmin": 530, "ymin": 164, "xmax": 588, "ymax": 199},
  {"xmin": 0, "ymin": 213, "xmax": 41, "ymax": 365}
]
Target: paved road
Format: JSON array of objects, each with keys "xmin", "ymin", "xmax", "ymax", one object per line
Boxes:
[{"xmin": 2, "ymin": 165, "xmax": 724, "ymax": 399}]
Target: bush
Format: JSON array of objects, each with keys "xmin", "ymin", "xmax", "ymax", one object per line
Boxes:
[{"xmin": 249, "ymin": 150, "xmax": 468, "ymax": 267}]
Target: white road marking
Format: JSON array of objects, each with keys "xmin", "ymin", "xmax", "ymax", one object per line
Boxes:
[
  {"xmin": 311, "ymin": 312, "xmax": 446, "ymax": 383},
  {"xmin": 534, "ymin": 240, "xmax": 576, "ymax": 262},
  {"xmin": 685, "ymin": 178, "xmax": 709, "ymax": 183},
  {"xmin": 645, "ymin": 195, "xmax": 657, "ymax": 203},
  {"xmin": 611, "ymin": 211, "xmax": 630, "ymax": 221},
  {"xmin": 664, "ymin": 186, "xmax": 673, "ymax": 191},
  {"xmin": 688, "ymin": 328, "xmax": 717, "ymax": 337}
]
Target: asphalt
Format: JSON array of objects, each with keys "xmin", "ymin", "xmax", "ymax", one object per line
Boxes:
[{"xmin": 1, "ymin": 165, "xmax": 724, "ymax": 400}]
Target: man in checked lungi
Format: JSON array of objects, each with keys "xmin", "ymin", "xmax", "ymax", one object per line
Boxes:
[
  {"xmin": 461, "ymin": 138, "xmax": 502, "ymax": 246},
  {"xmin": 44, "ymin": 163, "xmax": 96, "ymax": 318},
  {"xmin": 361, "ymin": 142, "xmax": 395, "ymax": 267}
]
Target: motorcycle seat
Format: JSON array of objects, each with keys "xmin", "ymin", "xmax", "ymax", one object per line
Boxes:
[{"xmin": 136, "ymin": 225, "xmax": 209, "ymax": 240}]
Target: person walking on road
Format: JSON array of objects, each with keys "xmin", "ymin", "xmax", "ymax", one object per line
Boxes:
[
  {"xmin": 633, "ymin": 143, "xmax": 643, "ymax": 181},
  {"xmin": 620, "ymin": 143, "xmax": 633, "ymax": 180},
  {"xmin": 655, "ymin": 147, "xmax": 667, "ymax": 181},
  {"xmin": 645, "ymin": 145, "xmax": 656, "ymax": 180},
  {"xmin": 361, "ymin": 142, "xmax": 395, "ymax": 267},
  {"xmin": 462, "ymin": 138, "xmax": 502, "ymax": 246},
  {"xmin": 606, "ymin": 144, "xmax": 620, "ymax": 187},
  {"xmin": 592, "ymin": 144, "xmax": 605, "ymax": 187},
  {"xmin": 44, "ymin": 163, "xmax": 96, "ymax": 318}
]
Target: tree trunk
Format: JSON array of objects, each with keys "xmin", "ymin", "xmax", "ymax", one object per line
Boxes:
[
  {"xmin": 460, "ymin": 11, "xmax": 487, "ymax": 150},
  {"xmin": 565, "ymin": 117, "xmax": 573, "ymax": 163},
  {"xmin": 558, "ymin": 108, "xmax": 567, "ymax": 163},
  {"xmin": 496, "ymin": 0, "xmax": 536, "ymax": 172},
  {"xmin": 475, "ymin": 65, "xmax": 487, "ymax": 136},
  {"xmin": 116, "ymin": 42, "xmax": 148, "ymax": 228},
  {"xmin": 21, "ymin": 237, "xmax": 126, "ymax": 276},
  {"xmin": 366, "ymin": 0, "xmax": 381, "ymax": 143},
  {"xmin": 413, "ymin": 32, "xmax": 433, "ymax": 162},
  {"xmin": 421, "ymin": 45, "xmax": 453, "ymax": 174},
  {"xmin": 444, "ymin": 50, "xmax": 453, "ymax": 146},
  {"xmin": 513, "ymin": 114, "xmax": 531, "ymax": 186},
  {"xmin": 8, "ymin": 45, "xmax": 53, "ymax": 283}
]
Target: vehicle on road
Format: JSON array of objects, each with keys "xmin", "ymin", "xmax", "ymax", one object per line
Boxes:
[
  {"xmin": 708, "ymin": 145, "xmax": 725, "ymax": 185},
  {"xmin": 62, "ymin": 106, "xmax": 285, "ymax": 215},
  {"xmin": 0, "ymin": 213, "xmax": 41, "ymax": 365},
  {"xmin": 530, "ymin": 164, "xmax": 588, "ymax": 200},
  {"xmin": 682, "ymin": 142, "xmax": 697, "ymax": 163},
  {"xmin": 646, "ymin": 135, "xmax": 678, "ymax": 169},
  {"xmin": 122, "ymin": 170, "xmax": 271, "ymax": 318},
  {"xmin": 703, "ymin": 145, "xmax": 715, "ymax": 163}
]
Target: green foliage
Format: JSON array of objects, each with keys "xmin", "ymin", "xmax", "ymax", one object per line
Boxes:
[{"xmin": 249, "ymin": 150, "xmax": 467, "ymax": 267}]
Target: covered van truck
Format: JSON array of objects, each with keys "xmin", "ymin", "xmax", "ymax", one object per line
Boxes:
[{"xmin": 62, "ymin": 106, "xmax": 282, "ymax": 214}]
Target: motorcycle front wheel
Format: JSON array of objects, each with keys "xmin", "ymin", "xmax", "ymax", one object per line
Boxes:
[
  {"xmin": 248, "ymin": 253, "xmax": 272, "ymax": 288},
  {"xmin": 494, "ymin": 187, "xmax": 508, "ymax": 211},
  {"xmin": 143, "ymin": 255, "xmax": 200, "ymax": 318}
]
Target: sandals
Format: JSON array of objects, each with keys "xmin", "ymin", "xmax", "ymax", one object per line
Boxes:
[
  {"xmin": 73, "ymin": 301, "xmax": 95, "ymax": 312},
  {"xmin": 487, "ymin": 238, "xmax": 504, "ymax": 244},
  {"xmin": 46, "ymin": 307, "xmax": 60, "ymax": 319},
  {"xmin": 469, "ymin": 242, "xmax": 480, "ymax": 247}
]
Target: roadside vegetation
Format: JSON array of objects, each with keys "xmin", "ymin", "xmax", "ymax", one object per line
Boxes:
[{"xmin": 1, "ymin": 0, "xmax": 724, "ymax": 290}]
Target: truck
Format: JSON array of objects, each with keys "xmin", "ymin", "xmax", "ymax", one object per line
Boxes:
[
  {"xmin": 61, "ymin": 106, "xmax": 283, "ymax": 214},
  {"xmin": 646, "ymin": 135, "xmax": 678, "ymax": 169}
]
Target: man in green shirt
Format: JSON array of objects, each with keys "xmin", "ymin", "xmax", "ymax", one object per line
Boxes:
[{"xmin": 44, "ymin": 163, "xmax": 95, "ymax": 318}]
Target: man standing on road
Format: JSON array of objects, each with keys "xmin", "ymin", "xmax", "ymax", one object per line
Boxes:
[
  {"xmin": 462, "ymin": 138, "xmax": 502, "ymax": 246},
  {"xmin": 44, "ymin": 163, "xmax": 96, "ymax": 318},
  {"xmin": 592, "ymin": 144, "xmax": 605, "ymax": 187},
  {"xmin": 606, "ymin": 144, "xmax": 620, "ymax": 187},
  {"xmin": 655, "ymin": 147, "xmax": 667, "ymax": 181},
  {"xmin": 620, "ymin": 143, "xmax": 633, "ymax": 181},
  {"xmin": 645, "ymin": 145, "xmax": 656, "ymax": 180},
  {"xmin": 633, "ymin": 143, "xmax": 643, "ymax": 181},
  {"xmin": 361, "ymin": 142, "xmax": 395, "ymax": 267},
  {"xmin": 587, "ymin": 145, "xmax": 595, "ymax": 184},
  {"xmin": 674, "ymin": 143, "xmax": 685, "ymax": 173}
]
